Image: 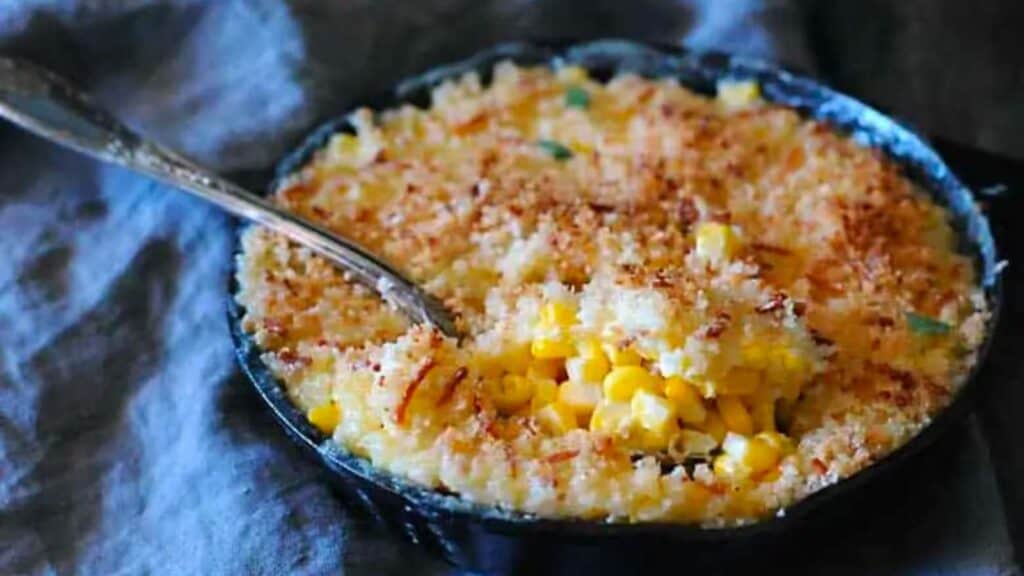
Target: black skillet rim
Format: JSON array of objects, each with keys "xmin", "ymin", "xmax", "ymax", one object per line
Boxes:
[{"xmin": 226, "ymin": 39, "xmax": 1003, "ymax": 541}]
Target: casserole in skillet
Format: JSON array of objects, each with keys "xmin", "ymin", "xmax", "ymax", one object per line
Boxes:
[{"xmin": 229, "ymin": 39, "xmax": 1001, "ymax": 570}]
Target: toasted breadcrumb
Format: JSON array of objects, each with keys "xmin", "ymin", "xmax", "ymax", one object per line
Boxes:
[{"xmin": 235, "ymin": 64, "xmax": 987, "ymax": 524}]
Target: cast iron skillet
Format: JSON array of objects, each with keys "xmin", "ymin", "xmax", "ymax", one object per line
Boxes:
[{"xmin": 227, "ymin": 39, "xmax": 1002, "ymax": 573}]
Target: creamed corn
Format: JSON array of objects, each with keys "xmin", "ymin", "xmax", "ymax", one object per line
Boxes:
[{"xmin": 236, "ymin": 64, "xmax": 988, "ymax": 525}]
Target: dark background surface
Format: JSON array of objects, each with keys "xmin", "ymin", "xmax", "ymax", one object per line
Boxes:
[{"xmin": 0, "ymin": 1, "xmax": 1022, "ymax": 574}]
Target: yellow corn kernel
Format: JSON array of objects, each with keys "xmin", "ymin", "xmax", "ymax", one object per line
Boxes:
[
  {"xmin": 558, "ymin": 65, "xmax": 589, "ymax": 84},
  {"xmin": 694, "ymin": 222, "xmax": 741, "ymax": 263},
  {"xmin": 637, "ymin": 344, "xmax": 661, "ymax": 362},
  {"xmin": 497, "ymin": 344, "xmax": 533, "ymax": 375},
  {"xmin": 531, "ymin": 302, "xmax": 577, "ymax": 359},
  {"xmin": 328, "ymin": 133, "xmax": 360, "ymax": 161},
  {"xmin": 566, "ymin": 354, "xmax": 610, "ymax": 385},
  {"xmin": 492, "ymin": 375, "xmax": 534, "ymax": 412},
  {"xmin": 539, "ymin": 301, "xmax": 576, "ymax": 328},
  {"xmin": 472, "ymin": 356, "xmax": 505, "ymax": 380},
  {"xmin": 782, "ymin": 348, "xmax": 809, "ymax": 372},
  {"xmin": 787, "ymin": 359, "xmax": 811, "ymax": 397},
  {"xmin": 475, "ymin": 346, "xmax": 530, "ymax": 378},
  {"xmin": 530, "ymin": 378, "xmax": 559, "ymax": 411},
  {"xmin": 531, "ymin": 337, "xmax": 575, "ymax": 360},
  {"xmin": 664, "ymin": 377, "xmax": 707, "ymax": 425},
  {"xmin": 674, "ymin": 481, "xmax": 713, "ymax": 520},
  {"xmin": 717, "ymin": 396, "xmax": 754, "ymax": 436},
  {"xmin": 307, "ymin": 403, "xmax": 340, "ymax": 434},
  {"xmin": 752, "ymin": 400, "xmax": 776, "ymax": 432},
  {"xmin": 668, "ymin": 429, "xmax": 719, "ymax": 460},
  {"xmin": 558, "ymin": 379, "xmax": 602, "ymax": 416},
  {"xmin": 309, "ymin": 353, "xmax": 335, "ymax": 374},
  {"xmin": 568, "ymin": 140, "xmax": 593, "ymax": 155},
  {"xmin": 722, "ymin": 432, "xmax": 781, "ymax": 474},
  {"xmin": 756, "ymin": 431, "xmax": 795, "ymax": 455},
  {"xmin": 779, "ymin": 378, "xmax": 803, "ymax": 404},
  {"xmin": 766, "ymin": 366, "xmax": 794, "ymax": 400},
  {"xmin": 780, "ymin": 348, "xmax": 810, "ymax": 379},
  {"xmin": 741, "ymin": 341, "xmax": 771, "ymax": 369},
  {"xmin": 717, "ymin": 80, "xmax": 761, "ymax": 109},
  {"xmin": 700, "ymin": 411, "xmax": 728, "ymax": 443},
  {"xmin": 577, "ymin": 338, "xmax": 604, "ymax": 358},
  {"xmin": 766, "ymin": 346, "xmax": 810, "ymax": 401},
  {"xmin": 639, "ymin": 427, "xmax": 679, "ymax": 452},
  {"xmin": 571, "ymin": 339, "xmax": 611, "ymax": 381},
  {"xmin": 589, "ymin": 400, "xmax": 632, "ymax": 435},
  {"xmin": 717, "ymin": 367, "xmax": 762, "ymax": 396},
  {"xmin": 713, "ymin": 454, "xmax": 747, "ymax": 480},
  {"xmin": 631, "ymin": 389, "xmax": 678, "ymax": 436},
  {"xmin": 527, "ymin": 358, "xmax": 563, "ymax": 381},
  {"xmin": 602, "ymin": 343, "xmax": 643, "ymax": 367},
  {"xmin": 689, "ymin": 377, "xmax": 716, "ymax": 399},
  {"xmin": 535, "ymin": 401, "xmax": 578, "ymax": 435},
  {"xmin": 603, "ymin": 366, "xmax": 660, "ymax": 402}
]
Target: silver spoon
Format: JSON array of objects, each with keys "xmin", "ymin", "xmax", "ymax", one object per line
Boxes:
[{"xmin": 0, "ymin": 57, "xmax": 459, "ymax": 338}]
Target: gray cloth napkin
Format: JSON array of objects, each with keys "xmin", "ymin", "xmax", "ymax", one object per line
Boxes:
[{"xmin": 0, "ymin": 1, "xmax": 1020, "ymax": 574}]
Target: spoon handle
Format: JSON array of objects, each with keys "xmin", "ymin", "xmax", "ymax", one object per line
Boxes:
[{"xmin": 0, "ymin": 57, "xmax": 458, "ymax": 338}]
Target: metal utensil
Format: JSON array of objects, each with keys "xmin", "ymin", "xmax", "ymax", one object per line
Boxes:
[{"xmin": 0, "ymin": 56, "xmax": 459, "ymax": 338}]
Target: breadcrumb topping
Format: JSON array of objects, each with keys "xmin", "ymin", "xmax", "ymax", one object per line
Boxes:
[{"xmin": 235, "ymin": 63, "xmax": 987, "ymax": 524}]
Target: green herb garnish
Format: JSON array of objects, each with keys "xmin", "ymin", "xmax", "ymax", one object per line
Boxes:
[
  {"xmin": 906, "ymin": 311, "xmax": 951, "ymax": 335},
  {"xmin": 537, "ymin": 139, "xmax": 573, "ymax": 161},
  {"xmin": 565, "ymin": 86, "xmax": 591, "ymax": 109}
]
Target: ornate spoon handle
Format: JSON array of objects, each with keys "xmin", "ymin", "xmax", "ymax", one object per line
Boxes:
[{"xmin": 0, "ymin": 57, "xmax": 458, "ymax": 338}]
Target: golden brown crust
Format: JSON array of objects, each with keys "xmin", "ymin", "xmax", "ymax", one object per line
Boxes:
[{"xmin": 234, "ymin": 63, "xmax": 986, "ymax": 524}]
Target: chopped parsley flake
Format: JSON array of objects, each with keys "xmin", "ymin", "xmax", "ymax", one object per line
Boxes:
[
  {"xmin": 565, "ymin": 86, "xmax": 591, "ymax": 109},
  {"xmin": 537, "ymin": 139, "xmax": 573, "ymax": 161},
  {"xmin": 906, "ymin": 312, "xmax": 951, "ymax": 335}
]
